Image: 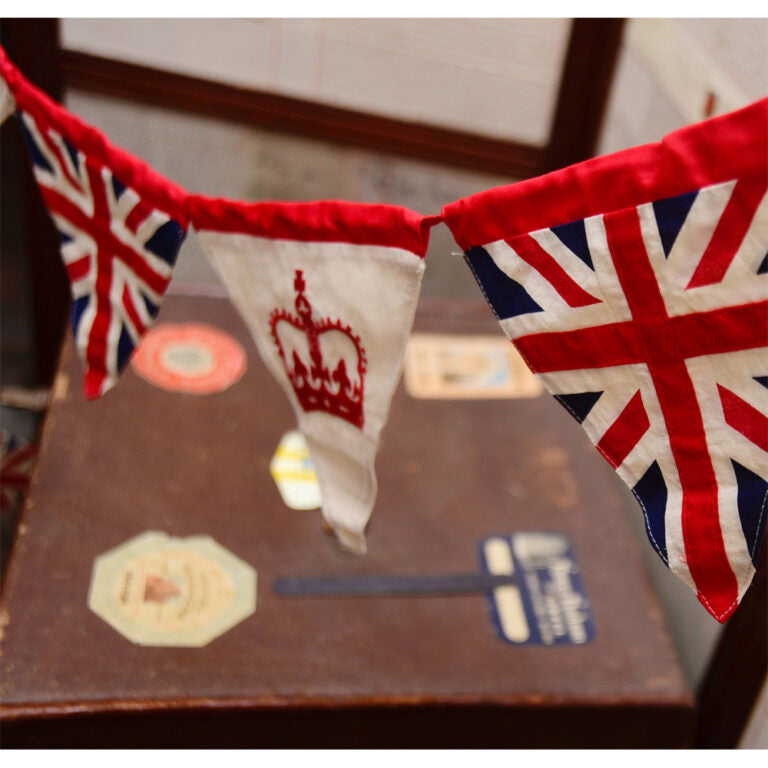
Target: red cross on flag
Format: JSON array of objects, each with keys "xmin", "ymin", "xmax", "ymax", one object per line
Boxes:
[
  {"xmin": 1, "ymin": 46, "xmax": 188, "ymax": 398},
  {"xmin": 443, "ymin": 99, "xmax": 768, "ymax": 622}
]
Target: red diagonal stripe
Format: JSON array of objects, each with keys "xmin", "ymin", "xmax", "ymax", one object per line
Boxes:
[
  {"xmin": 687, "ymin": 176, "xmax": 768, "ymax": 288},
  {"xmin": 66, "ymin": 255, "xmax": 91, "ymax": 284},
  {"xmin": 718, "ymin": 384, "xmax": 768, "ymax": 452},
  {"xmin": 507, "ymin": 234, "xmax": 602, "ymax": 308},
  {"xmin": 38, "ymin": 185, "xmax": 170, "ymax": 296},
  {"xmin": 38, "ymin": 123, "xmax": 84, "ymax": 194},
  {"xmin": 124, "ymin": 198, "xmax": 154, "ymax": 234},
  {"xmin": 515, "ymin": 321, "xmax": 642, "ymax": 373},
  {"xmin": 605, "ymin": 207, "xmax": 737, "ymax": 621},
  {"xmin": 672, "ymin": 301, "xmax": 768, "ymax": 358},
  {"xmin": 596, "ymin": 390, "xmax": 650, "ymax": 468},
  {"xmin": 121, "ymin": 284, "xmax": 146, "ymax": 338}
]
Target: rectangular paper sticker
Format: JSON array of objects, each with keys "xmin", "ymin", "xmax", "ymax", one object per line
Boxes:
[
  {"xmin": 404, "ymin": 333, "xmax": 542, "ymax": 399},
  {"xmin": 480, "ymin": 532, "xmax": 594, "ymax": 646}
]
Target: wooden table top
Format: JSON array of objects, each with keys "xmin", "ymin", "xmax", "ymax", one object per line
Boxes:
[{"xmin": 0, "ymin": 294, "xmax": 692, "ymax": 745}]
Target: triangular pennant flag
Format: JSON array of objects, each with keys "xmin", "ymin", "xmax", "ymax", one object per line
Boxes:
[
  {"xmin": 189, "ymin": 198, "xmax": 434, "ymax": 553},
  {"xmin": 443, "ymin": 98, "xmax": 768, "ymax": 622},
  {"xmin": 0, "ymin": 47, "xmax": 188, "ymax": 398}
]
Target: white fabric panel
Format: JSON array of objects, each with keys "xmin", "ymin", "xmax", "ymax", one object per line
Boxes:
[{"xmin": 197, "ymin": 230, "xmax": 425, "ymax": 554}]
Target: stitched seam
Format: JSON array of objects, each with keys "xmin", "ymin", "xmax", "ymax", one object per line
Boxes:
[
  {"xmin": 464, "ymin": 251, "xmax": 503, "ymax": 322},
  {"xmin": 697, "ymin": 487, "xmax": 768, "ymax": 619},
  {"xmin": 546, "ymin": 382, "xmax": 670, "ymax": 565},
  {"xmin": 520, "ymin": 335, "xmax": 671, "ymax": 566},
  {"xmin": 750, "ymin": 485, "xmax": 768, "ymax": 561},
  {"xmin": 699, "ymin": 592, "xmax": 738, "ymax": 621},
  {"xmin": 629, "ymin": 485, "xmax": 670, "ymax": 566},
  {"xmin": 606, "ymin": 208, "xmax": 730, "ymax": 611}
]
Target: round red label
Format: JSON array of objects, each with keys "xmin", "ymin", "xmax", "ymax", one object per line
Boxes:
[{"xmin": 131, "ymin": 323, "xmax": 247, "ymax": 394}]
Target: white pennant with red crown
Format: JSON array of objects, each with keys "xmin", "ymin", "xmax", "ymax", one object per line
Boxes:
[
  {"xmin": 190, "ymin": 199, "xmax": 432, "ymax": 554},
  {"xmin": 270, "ymin": 269, "xmax": 367, "ymax": 430}
]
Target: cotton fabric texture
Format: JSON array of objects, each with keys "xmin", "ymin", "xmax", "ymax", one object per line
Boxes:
[
  {"xmin": 189, "ymin": 198, "xmax": 432, "ymax": 553},
  {"xmin": 0, "ymin": 46, "xmax": 188, "ymax": 399},
  {"xmin": 443, "ymin": 99, "xmax": 768, "ymax": 622},
  {"xmin": 3, "ymin": 39, "xmax": 767, "ymax": 621}
]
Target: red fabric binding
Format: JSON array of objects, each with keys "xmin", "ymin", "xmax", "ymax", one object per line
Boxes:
[
  {"xmin": 188, "ymin": 195, "xmax": 438, "ymax": 258},
  {"xmin": 442, "ymin": 98, "xmax": 768, "ymax": 250},
  {"xmin": 0, "ymin": 45, "xmax": 188, "ymax": 226}
]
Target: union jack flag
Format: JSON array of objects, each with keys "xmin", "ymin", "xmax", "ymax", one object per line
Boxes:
[
  {"xmin": 2, "ymin": 48, "xmax": 187, "ymax": 398},
  {"xmin": 444, "ymin": 99, "xmax": 768, "ymax": 622}
]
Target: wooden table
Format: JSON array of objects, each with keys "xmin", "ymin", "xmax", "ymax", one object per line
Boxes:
[{"xmin": 0, "ymin": 295, "xmax": 693, "ymax": 747}]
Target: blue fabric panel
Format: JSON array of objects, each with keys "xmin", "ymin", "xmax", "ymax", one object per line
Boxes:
[
  {"xmin": 732, "ymin": 460, "xmax": 768, "ymax": 567},
  {"xmin": 144, "ymin": 219, "xmax": 185, "ymax": 266},
  {"xmin": 143, "ymin": 295, "xmax": 160, "ymax": 319},
  {"xmin": 553, "ymin": 391, "xmax": 603, "ymax": 424},
  {"xmin": 652, "ymin": 189, "xmax": 698, "ymax": 257},
  {"xmin": 758, "ymin": 253, "xmax": 768, "ymax": 274},
  {"xmin": 754, "ymin": 376, "xmax": 768, "ymax": 390},
  {"xmin": 464, "ymin": 246, "xmax": 543, "ymax": 320},
  {"xmin": 550, "ymin": 219, "xmax": 594, "ymax": 270},
  {"xmin": 56, "ymin": 228, "xmax": 73, "ymax": 246},
  {"xmin": 18, "ymin": 112, "xmax": 53, "ymax": 174},
  {"xmin": 632, "ymin": 461, "xmax": 668, "ymax": 565},
  {"xmin": 63, "ymin": 138, "xmax": 80, "ymax": 173},
  {"xmin": 116, "ymin": 325, "xmax": 135, "ymax": 372},
  {"xmin": 70, "ymin": 295, "xmax": 89, "ymax": 335},
  {"xmin": 111, "ymin": 175, "xmax": 127, "ymax": 200}
]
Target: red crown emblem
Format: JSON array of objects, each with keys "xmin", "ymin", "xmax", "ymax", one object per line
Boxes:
[{"xmin": 270, "ymin": 270, "xmax": 367, "ymax": 429}]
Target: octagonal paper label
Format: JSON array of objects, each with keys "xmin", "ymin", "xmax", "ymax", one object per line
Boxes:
[{"xmin": 88, "ymin": 531, "xmax": 256, "ymax": 647}]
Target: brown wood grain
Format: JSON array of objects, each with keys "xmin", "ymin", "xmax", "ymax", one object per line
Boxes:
[{"xmin": 0, "ymin": 296, "xmax": 693, "ymax": 747}]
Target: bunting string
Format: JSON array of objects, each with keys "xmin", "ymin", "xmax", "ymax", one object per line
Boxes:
[{"xmin": 1, "ymin": 44, "xmax": 766, "ymax": 622}]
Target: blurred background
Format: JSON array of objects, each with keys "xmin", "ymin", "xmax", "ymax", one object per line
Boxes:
[{"xmin": 1, "ymin": 17, "xmax": 766, "ymax": 747}]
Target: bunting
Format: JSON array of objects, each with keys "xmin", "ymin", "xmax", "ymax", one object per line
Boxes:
[
  {"xmin": 0, "ymin": 47, "xmax": 188, "ymax": 398},
  {"xmin": 2, "ymin": 43, "xmax": 767, "ymax": 619},
  {"xmin": 443, "ymin": 98, "xmax": 768, "ymax": 622},
  {"xmin": 188, "ymin": 198, "xmax": 433, "ymax": 553}
]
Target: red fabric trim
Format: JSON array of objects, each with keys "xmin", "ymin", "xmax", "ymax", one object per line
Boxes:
[
  {"xmin": 604, "ymin": 207, "xmax": 737, "ymax": 620},
  {"xmin": 442, "ymin": 98, "xmax": 768, "ymax": 250},
  {"xmin": 595, "ymin": 390, "xmax": 650, "ymax": 469},
  {"xmin": 718, "ymin": 385, "xmax": 768, "ymax": 452},
  {"xmin": 188, "ymin": 196, "xmax": 436, "ymax": 258},
  {"xmin": 0, "ymin": 45, "xmax": 188, "ymax": 226}
]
